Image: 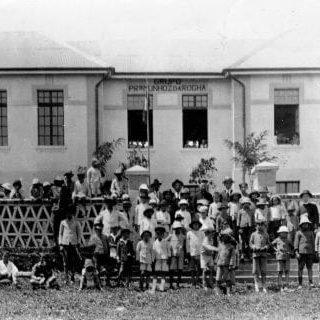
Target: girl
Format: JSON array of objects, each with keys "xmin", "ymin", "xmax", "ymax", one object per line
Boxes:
[
  {"xmin": 269, "ymin": 195, "xmax": 287, "ymax": 242},
  {"xmin": 136, "ymin": 229, "xmax": 153, "ymax": 291},
  {"xmin": 294, "ymin": 216, "xmax": 315, "ymax": 289}
]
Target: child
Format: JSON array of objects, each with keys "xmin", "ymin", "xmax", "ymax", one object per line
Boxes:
[
  {"xmin": 1, "ymin": 183, "xmax": 12, "ymax": 199},
  {"xmin": 198, "ymin": 205, "xmax": 214, "ymax": 230},
  {"xmin": 134, "ymin": 193, "xmax": 150, "ymax": 234},
  {"xmin": 186, "ymin": 218, "xmax": 203, "ymax": 288},
  {"xmin": 59, "ymin": 205, "xmax": 82, "ymax": 284},
  {"xmin": 216, "ymin": 228, "xmax": 237, "ymax": 295},
  {"xmin": 151, "ymin": 225, "xmax": 171, "ymax": 293},
  {"xmin": 149, "ymin": 198, "xmax": 158, "ymax": 210},
  {"xmin": 200, "ymin": 225, "xmax": 218, "ymax": 291},
  {"xmin": 294, "ymin": 216, "xmax": 315, "ymax": 289},
  {"xmin": 79, "ymin": 259, "xmax": 102, "ymax": 291},
  {"xmin": 238, "ymin": 197, "xmax": 254, "ymax": 261},
  {"xmin": 87, "ymin": 158, "xmax": 102, "ymax": 197},
  {"xmin": 10, "ymin": 180, "xmax": 24, "ymax": 200},
  {"xmin": 140, "ymin": 208, "xmax": 156, "ymax": 239},
  {"xmin": 30, "ymin": 254, "xmax": 59, "ymax": 290},
  {"xmin": 136, "ymin": 229, "xmax": 153, "ymax": 291},
  {"xmin": 272, "ymin": 226, "xmax": 291, "ymax": 292},
  {"xmin": 250, "ymin": 218, "xmax": 270, "ymax": 293},
  {"xmin": 286, "ymin": 202, "xmax": 299, "ymax": 247},
  {"xmin": 315, "ymin": 226, "xmax": 320, "ymax": 285},
  {"xmin": 117, "ymin": 228, "xmax": 134, "ymax": 287},
  {"xmin": 42, "ymin": 182, "xmax": 53, "ymax": 200},
  {"xmin": 254, "ymin": 199, "xmax": 269, "ymax": 225},
  {"xmin": 229, "ymin": 192, "xmax": 241, "ymax": 238},
  {"xmin": 269, "ymin": 195, "xmax": 287, "ymax": 242},
  {"xmin": 108, "ymin": 224, "xmax": 121, "ymax": 275},
  {"xmin": 175, "ymin": 199, "xmax": 191, "ymax": 231},
  {"xmin": 30, "ymin": 179, "xmax": 43, "ymax": 201},
  {"xmin": 168, "ymin": 221, "xmax": 186, "ymax": 289},
  {"xmin": 0, "ymin": 251, "xmax": 19, "ymax": 286},
  {"xmin": 88, "ymin": 222, "xmax": 109, "ymax": 285},
  {"xmin": 154, "ymin": 200, "xmax": 171, "ymax": 234},
  {"xmin": 73, "ymin": 169, "xmax": 89, "ymax": 202},
  {"xmin": 208, "ymin": 191, "xmax": 222, "ymax": 224},
  {"xmin": 216, "ymin": 203, "xmax": 232, "ymax": 234}
]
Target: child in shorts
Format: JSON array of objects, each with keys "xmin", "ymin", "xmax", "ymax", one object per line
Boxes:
[
  {"xmin": 250, "ymin": 218, "xmax": 270, "ymax": 293},
  {"xmin": 186, "ymin": 218, "xmax": 203, "ymax": 288},
  {"xmin": 151, "ymin": 225, "xmax": 171, "ymax": 293},
  {"xmin": 136, "ymin": 229, "xmax": 153, "ymax": 291},
  {"xmin": 216, "ymin": 228, "xmax": 237, "ymax": 295},
  {"xmin": 272, "ymin": 225, "xmax": 291, "ymax": 291},
  {"xmin": 168, "ymin": 221, "xmax": 186, "ymax": 289},
  {"xmin": 294, "ymin": 216, "xmax": 315, "ymax": 289},
  {"xmin": 200, "ymin": 225, "xmax": 218, "ymax": 291}
]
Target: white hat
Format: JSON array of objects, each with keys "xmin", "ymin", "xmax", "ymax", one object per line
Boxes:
[
  {"xmin": 197, "ymin": 199, "xmax": 209, "ymax": 206},
  {"xmin": 43, "ymin": 181, "xmax": 51, "ymax": 187},
  {"xmin": 198, "ymin": 206, "xmax": 208, "ymax": 214},
  {"xmin": 149, "ymin": 198, "xmax": 157, "ymax": 205},
  {"xmin": 299, "ymin": 215, "xmax": 312, "ymax": 225},
  {"xmin": 172, "ymin": 221, "xmax": 183, "ymax": 229},
  {"xmin": 277, "ymin": 226, "xmax": 289, "ymax": 233},
  {"xmin": 32, "ymin": 178, "xmax": 41, "ymax": 185},
  {"xmin": 221, "ymin": 227, "xmax": 233, "ymax": 236},
  {"xmin": 122, "ymin": 194, "xmax": 130, "ymax": 201},
  {"xmin": 178, "ymin": 199, "xmax": 189, "ymax": 206},
  {"xmin": 240, "ymin": 197, "xmax": 251, "ymax": 205},
  {"xmin": 139, "ymin": 184, "xmax": 149, "ymax": 191},
  {"xmin": 200, "ymin": 225, "xmax": 215, "ymax": 232},
  {"xmin": 1, "ymin": 183, "xmax": 12, "ymax": 191}
]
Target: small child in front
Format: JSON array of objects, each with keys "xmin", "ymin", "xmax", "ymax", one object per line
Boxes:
[
  {"xmin": 136, "ymin": 229, "xmax": 153, "ymax": 291},
  {"xmin": 215, "ymin": 228, "xmax": 236, "ymax": 295},
  {"xmin": 294, "ymin": 216, "xmax": 315, "ymax": 289},
  {"xmin": 30, "ymin": 254, "xmax": 59, "ymax": 290},
  {"xmin": 250, "ymin": 218, "xmax": 270, "ymax": 293},
  {"xmin": 79, "ymin": 259, "xmax": 102, "ymax": 291},
  {"xmin": 200, "ymin": 225, "xmax": 218, "ymax": 291},
  {"xmin": 272, "ymin": 226, "xmax": 291, "ymax": 291},
  {"xmin": 151, "ymin": 225, "xmax": 171, "ymax": 293}
]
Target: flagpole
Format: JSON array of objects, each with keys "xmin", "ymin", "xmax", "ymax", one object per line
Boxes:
[{"xmin": 146, "ymin": 78, "xmax": 151, "ymax": 185}]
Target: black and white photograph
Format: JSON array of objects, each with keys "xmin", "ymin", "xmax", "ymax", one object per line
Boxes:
[{"xmin": 0, "ymin": 0, "xmax": 319, "ymax": 319}]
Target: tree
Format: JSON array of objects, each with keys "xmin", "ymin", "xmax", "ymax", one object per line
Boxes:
[
  {"xmin": 93, "ymin": 138, "xmax": 125, "ymax": 176},
  {"xmin": 224, "ymin": 130, "xmax": 277, "ymax": 185},
  {"xmin": 189, "ymin": 157, "xmax": 217, "ymax": 187}
]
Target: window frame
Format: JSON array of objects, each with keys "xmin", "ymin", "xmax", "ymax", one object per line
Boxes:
[
  {"xmin": 37, "ymin": 90, "xmax": 64, "ymax": 146},
  {"xmin": 276, "ymin": 181, "xmax": 300, "ymax": 194},
  {"xmin": 182, "ymin": 94, "xmax": 208, "ymax": 148},
  {"xmin": 0, "ymin": 90, "xmax": 8, "ymax": 146}
]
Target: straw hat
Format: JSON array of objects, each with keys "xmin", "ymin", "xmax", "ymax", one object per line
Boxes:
[
  {"xmin": 178, "ymin": 199, "xmax": 189, "ymax": 206},
  {"xmin": 299, "ymin": 216, "xmax": 311, "ymax": 225}
]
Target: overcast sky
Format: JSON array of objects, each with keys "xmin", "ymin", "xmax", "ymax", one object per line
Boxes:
[{"xmin": 0, "ymin": 0, "xmax": 318, "ymax": 42}]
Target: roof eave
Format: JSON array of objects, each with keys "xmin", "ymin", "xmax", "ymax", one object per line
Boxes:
[
  {"xmin": 224, "ymin": 67, "xmax": 320, "ymax": 75},
  {"xmin": 0, "ymin": 67, "xmax": 113, "ymax": 75},
  {"xmin": 113, "ymin": 71, "xmax": 224, "ymax": 79}
]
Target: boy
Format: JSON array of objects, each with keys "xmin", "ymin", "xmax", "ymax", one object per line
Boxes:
[
  {"xmin": 0, "ymin": 251, "xmax": 19, "ymax": 286},
  {"xmin": 58, "ymin": 205, "xmax": 82, "ymax": 284},
  {"xmin": 186, "ymin": 218, "xmax": 203, "ymax": 288},
  {"xmin": 168, "ymin": 221, "xmax": 186, "ymax": 289},
  {"xmin": 73, "ymin": 169, "xmax": 89, "ymax": 202},
  {"xmin": 87, "ymin": 158, "xmax": 102, "ymax": 197},
  {"xmin": 140, "ymin": 208, "xmax": 156, "ymax": 239},
  {"xmin": 88, "ymin": 222, "xmax": 109, "ymax": 285},
  {"xmin": 136, "ymin": 229, "xmax": 153, "ymax": 291},
  {"xmin": 198, "ymin": 205, "xmax": 214, "ymax": 230},
  {"xmin": 135, "ymin": 193, "xmax": 150, "ymax": 234},
  {"xmin": 30, "ymin": 254, "xmax": 59, "ymax": 290},
  {"xmin": 10, "ymin": 180, "xmax": 24, "ymax": 200},
  {"xmin": 175, "ymin": 199, "xmax": 192, "ymax": 231},
  {"xmin": 30, "ymin": 179, "xmax": 43, "ymax": 201},
  {"xmin": 250, "ymin": 217, "xmax": 270, "ymax": 293},
  {"xmin": 272, "ymin": 225, "xmax": 291, "ymax": 292},
  {"xmin": 151, "ymin": 225, "xmax": 171, "ymax": 293},
  {"xmin": 79, "ymin": 259, "xmax": 102, "ymax": 291},
  {"xmin": 286, "ymin": 202, "xmax": 299, "ymax": 247},
  {"xmin": 117, "ymin": 227, "xmax": 134, "ymax": 287},
  {"xmin": 294, "ymin": 216, "xmax": 315, "ymax": 289},
  {"xmin": 155, "ymin": 200, "xmax": 171, "ymax": 234},
  {"xmin": 200, "ymin": 225, "xmax": 218, "ymax": 291},
  {"xmin": 216, "ymin": 203, "xmax": 232, "ymax": 234}
]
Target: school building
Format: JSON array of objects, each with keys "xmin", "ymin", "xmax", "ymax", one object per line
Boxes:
[{"xmin": 0, "ymin": 31, "xmax": 319, "ymax": 193}]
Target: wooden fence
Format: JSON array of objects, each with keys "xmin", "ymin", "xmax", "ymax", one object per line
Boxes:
[{"xmin": 0, "ymin": 194, "xmax": 320, "ymax": 248}]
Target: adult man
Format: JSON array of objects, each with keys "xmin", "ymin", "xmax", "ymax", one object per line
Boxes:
[
  {"xmin": 149, "ymin": 179, "xmax": 163, "ymax": 203},
  {"xmin": 172, "ymin": 179, "xmax": 184, "ymax": 201},
  {"xmin": 193, "ymin": 181, "xmax": 213, "ymax": 210},
  {"xmin": 299, "ymin": 190, "xmax": 319, "ymax": 231},
  {"xmin": 221, "ymin": 177, "xmax": 234, "ymax": 202}
]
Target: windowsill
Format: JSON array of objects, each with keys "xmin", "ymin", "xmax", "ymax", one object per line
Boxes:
[
  {"xmin": 181, "ymin": 148, "xmax": 211, "ymax": 152},
  {"xmin": 0, "ymin": 146, "xmax": 10, "ymax": 152},
  {"xmin": 36, "ymin": 146, "xmax": 67, "ymax": 152},
  {"xmin": 126, "ymin": 148, "xmax": 156, "ymax": 153},
  {"xmin": 272, "ymin": 144, "xmax": 302, "ymax": 150}
]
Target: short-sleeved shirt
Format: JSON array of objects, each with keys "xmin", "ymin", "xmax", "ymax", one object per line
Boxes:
[
  {"xmin": 136, "ymin": 240, "xmax": 153, "ymax": 264},
  {"xmin": 272, "ymin": 237, "xmax": 290, "ymax": 260}
]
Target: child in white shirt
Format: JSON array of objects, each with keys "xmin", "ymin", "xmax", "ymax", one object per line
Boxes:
[
  {"xmin": 154, "ymin": 200, "xmax": 171, "ymax": 234},
  {"xmin": 0, "ymin": 252, "xmax": 19, "ymax": 286},
  {"xmin": 87, "ymin": 159, "xmax": 102, "ymax": 197},
  {"xmin": 175, "ymin": 199, "xmax": 191, "ymax": 231},
  {"xmin": 140, "ymin": 208, "xmax": 156, "ymax": 239}
]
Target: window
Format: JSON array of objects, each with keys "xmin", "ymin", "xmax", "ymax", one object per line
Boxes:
[
  {"xmin": 38, "ymin": 90, "xmax": 64, "ymax": 146},
  {"xmin": 276, "ymin": 181, "xmax": 300, "ymax": 194},
  {"xmin": 182, "ymin": 94, "xmax": 208, "ymax": 148},
  {"xmin": 127, "ymin": 94, "xmax": 153, "ymax": 148},
  {"xmin": 274, "ymin": 89, "xmax": 299, "ymax": 145},
  {"xmin": 0, "ymin": 91, "xmax": 8, "ymax": 146}
]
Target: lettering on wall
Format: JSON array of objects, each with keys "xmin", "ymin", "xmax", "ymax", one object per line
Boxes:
[{"xmin": 128, "ymin": 79, "xmax": 207, "ymax": 93}]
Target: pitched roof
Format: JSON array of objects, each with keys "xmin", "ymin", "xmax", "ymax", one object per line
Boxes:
[{"xmin": 0, "ymin": 31, "xmax": 107, "ymax": 71}]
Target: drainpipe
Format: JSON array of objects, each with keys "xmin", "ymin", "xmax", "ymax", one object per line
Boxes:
[
  {"xmin": 225, "ymin": 72, "xmax": 246, "ymax": 183},
  {"xmin": 95, "ymin": 68, "xmax": 115, "ymax": 150}
]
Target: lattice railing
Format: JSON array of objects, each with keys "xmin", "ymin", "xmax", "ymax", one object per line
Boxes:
[{"xmin": 0, "ymin": 199, "xmax": 107, "ymax": 248}]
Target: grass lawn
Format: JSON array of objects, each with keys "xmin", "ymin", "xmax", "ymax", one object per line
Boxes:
[{"xmin": 2, "ymin": 278, "xmax": 320, "ymax": 320}]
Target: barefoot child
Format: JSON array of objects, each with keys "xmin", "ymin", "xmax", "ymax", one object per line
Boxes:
[
  {"xmin": 272, "ymin": 226, "xmax": 291, "ymax": 291},
  {"xmin": 186, "ymin": 218, "xmax": 203, "ymax": 288},
  {"xmin": 136, "ymin": 229, "xmax": 153, "ymax": 291},
  {"xmin": 250, "ymin": 218, "xmax": 270, "ymax": 293},
  {"xmin": 151, "ymin": 225, "xmax": 171, "ymax": 293},
  {"xmin": 294, "ymin": 216, "xmax": 315, "ymax": 289},
  {"xmin": 200, "ymin": 225, "xmax": 218, "ymax": 291},
  {"xmin": 79, "ymin": 259, "xmax": 102, "ymax": 291}
]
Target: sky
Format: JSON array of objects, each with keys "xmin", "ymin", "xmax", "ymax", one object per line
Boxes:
[{"xmin": 0, "ymin": 0, "xmax": 319, "ymax": 42}]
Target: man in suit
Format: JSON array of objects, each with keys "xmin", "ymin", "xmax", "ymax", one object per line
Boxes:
[
  {"xmin": 221, "ymin": 176, "xmax": 234, "ymax": 202},
  {"xmin": 193, "ymin": 181, "xmax": 213, "ymax": 210},
  {"xmin": 299, "ymin": 190, "xmax": 319, "ymax": 231},
  {"xmin": 149, "ymin": 179, "xmax": 163, "ymax": 204}
]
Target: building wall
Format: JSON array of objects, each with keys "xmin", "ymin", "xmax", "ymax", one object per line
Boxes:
[
  {"xmin": 0, "ymin": 74, "xmax": 94, "ymax": 190},
  {"xmin": 246, "ymin": 74, "xmax": 320, "ymax": 191},
  {"xmin": 101, "ymin": 78, "xmax": 234, "ymax": 190}
]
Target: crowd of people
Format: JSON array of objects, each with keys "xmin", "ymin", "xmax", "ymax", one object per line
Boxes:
[{"xmin": 0, "ymin": 165, "xmax": 320, "ymax": 295}]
